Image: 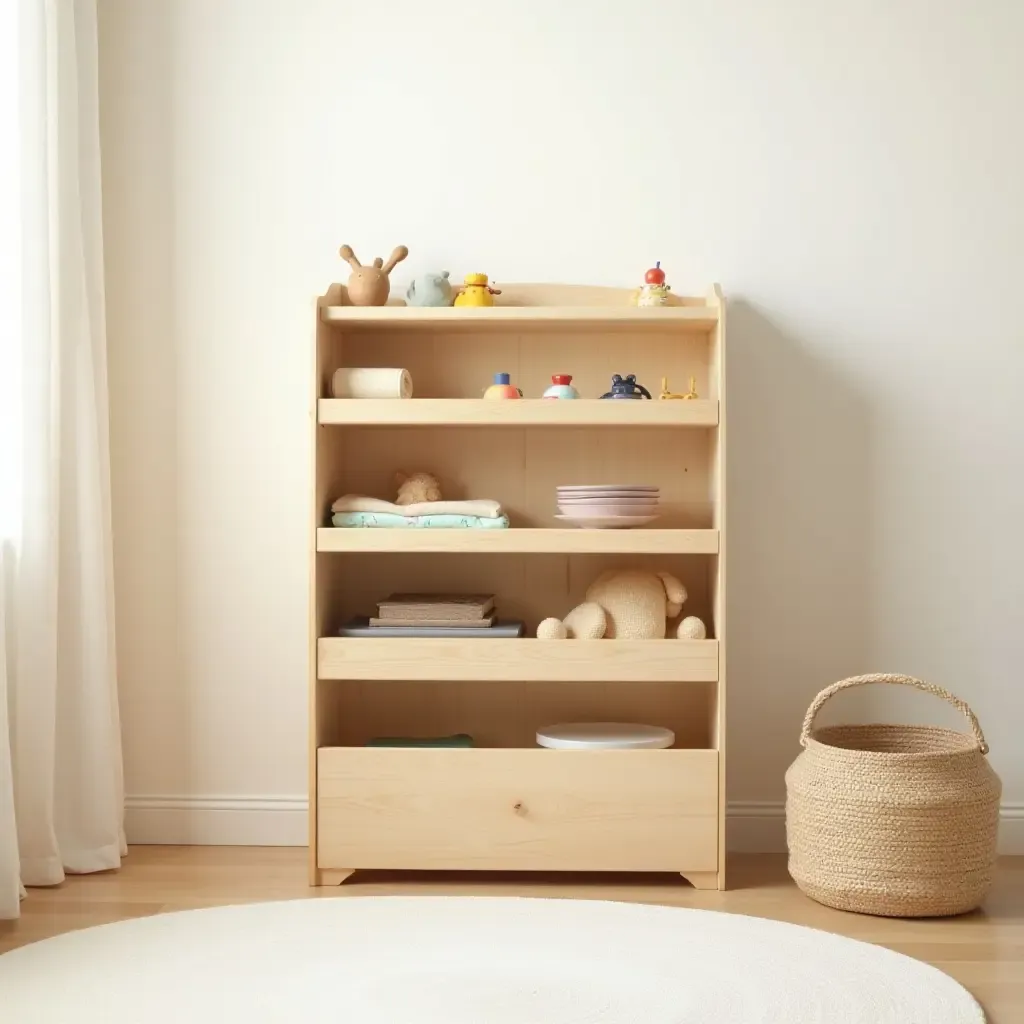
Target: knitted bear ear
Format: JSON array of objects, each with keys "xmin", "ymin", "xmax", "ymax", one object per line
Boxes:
[{"xmin": 656, "ymin": 571, "xmax": 687, "ymax": 618}]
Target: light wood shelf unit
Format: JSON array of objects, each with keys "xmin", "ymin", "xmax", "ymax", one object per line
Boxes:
[{"xmin": 310, "ymin": 281, "xmax": 727, "ymax": 890}]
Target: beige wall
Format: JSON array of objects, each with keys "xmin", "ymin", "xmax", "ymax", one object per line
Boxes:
[{"xmin": 98, "ymin": 0, "xmax": 1024, "ymax": 848}]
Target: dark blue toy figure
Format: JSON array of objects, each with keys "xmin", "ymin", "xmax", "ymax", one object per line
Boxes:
[{"xmin": 600, "ymin": 374, "xmax": 652, "ymax": 400}]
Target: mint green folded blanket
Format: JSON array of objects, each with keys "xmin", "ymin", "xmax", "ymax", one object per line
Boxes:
[{"xmin": 331, "ymin": 511, "xmax": 510, "ymax": 529}]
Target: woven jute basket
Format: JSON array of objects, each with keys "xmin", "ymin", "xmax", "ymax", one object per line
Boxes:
[{"xmin": 786, "ymin": 673, "xmax": 1001, "ymax": 918}]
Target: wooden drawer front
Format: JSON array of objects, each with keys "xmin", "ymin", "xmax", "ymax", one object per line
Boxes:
[{"xmin": 317, "ymin": 748, "xmax": 718, "ymax": 872}]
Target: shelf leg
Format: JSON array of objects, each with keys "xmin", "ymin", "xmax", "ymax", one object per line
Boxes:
[
  {"xmin": 315, "ymin": 868, "xmax": 354, "ymax": 886},
  {"xmin": 680, "ymin": 870, "xmax": 719, "ymax": 890}
]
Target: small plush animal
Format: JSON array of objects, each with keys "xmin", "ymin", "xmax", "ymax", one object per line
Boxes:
[
  {"xmin": 339, "ymin": 244, "xmax": 409, "ymax": 306},
  {"xmin": 406, "ymin": 271, "xmax": 454, "ymax": 307},
  {"xmin": 394, "ymin": 471, "xmax": 442, "ymax": 505},
  {"xmin": 537, "ymin": 569, "xmax": 687, "ymax": 640}
]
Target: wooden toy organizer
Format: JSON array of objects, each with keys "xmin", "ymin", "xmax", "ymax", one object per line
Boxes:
[{"xmin": 310, "ymin": 283, "xmax": 726, "ymax": 888}]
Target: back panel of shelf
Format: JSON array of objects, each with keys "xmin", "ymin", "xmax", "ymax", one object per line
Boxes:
[
  {"xmin": 337, "ymin": 328, "xmax": 715, "ymax": 401},
  {"xmin": 330, "ymin": 426, "xmax": 713, "ymax": 528},
  {"xmin": 317, "ymin": 552, "xmax": 713, "ymax": 637},
  {"xmin": 317, "ymin": 678, "xmax": 717, "ymax": 750}
]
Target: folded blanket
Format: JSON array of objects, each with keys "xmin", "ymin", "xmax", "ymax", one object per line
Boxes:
[
  {"xmin": 332, "ymin": 512, "xmax": 510, "ymax": 529},
  {"xmin": 330, "ymin": 495, "xmax": 504, "ymax": 518}
]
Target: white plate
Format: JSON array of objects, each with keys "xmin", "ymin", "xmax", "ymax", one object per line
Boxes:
[
  {"xmin": 555, "ymin": 514, "xmax": 660, "ymax": 529},
  {"xmin": 537, "ymin": 722, "xmax": 676, "ymax": 750}
]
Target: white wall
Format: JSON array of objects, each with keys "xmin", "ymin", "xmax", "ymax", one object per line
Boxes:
[{"xmin": 98, "ymin": 0, "xmax": 1024, "ymax": 849}]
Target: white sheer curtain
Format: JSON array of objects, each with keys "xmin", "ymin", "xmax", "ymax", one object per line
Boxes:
[{"xmin": 0, "ymin": 0, "xmax": 124, "ymax": 921}]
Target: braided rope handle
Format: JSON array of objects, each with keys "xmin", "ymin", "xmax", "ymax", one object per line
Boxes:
[{"xmin": 799, "ymin": 673, "xmax": 989, "ymax": 754}]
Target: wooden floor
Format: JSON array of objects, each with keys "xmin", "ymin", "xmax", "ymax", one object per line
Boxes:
[{"xmin": 2, "ymin": 849, "xmax": 1022, "ymax": 1020}]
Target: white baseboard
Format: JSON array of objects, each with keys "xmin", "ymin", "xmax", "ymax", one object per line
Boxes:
[
  {"xmin": 124, "ymin": 795, "xmax": 308, "ymax": 846},
  {"xmin": 726, "ymin": 801, "xmax": 1024, "ymax": 856},
  {"xmin": 125, "ymin": 795, "xmax": 1024, "ymax": 854},
  {"xmin": 725, "ymin": 801, "xmax": 789, "ymax": 853}
]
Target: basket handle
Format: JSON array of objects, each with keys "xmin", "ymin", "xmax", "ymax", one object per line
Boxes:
[{"xmin": 799, "ymin": 673, "xmax": 989, "ymax": 754}]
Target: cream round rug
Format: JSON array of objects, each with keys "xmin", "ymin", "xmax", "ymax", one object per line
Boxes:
[{"xmin": 0, "ymin": 897, "xmax": 983, "ymax": 1022}]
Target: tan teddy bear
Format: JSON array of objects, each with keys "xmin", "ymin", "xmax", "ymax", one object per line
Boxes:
[
  {"xmin": 394, "ymin": 471, "xmax": 441, "ymax": 505},
  {"xmin": 537, "ymin": 569, "xmax": 688, "ymax": 640}
]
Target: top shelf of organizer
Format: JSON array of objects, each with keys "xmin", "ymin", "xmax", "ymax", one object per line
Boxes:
[
  {"xmin": 321, "ymin": 305, "xmax": 718, "ymax": 332},
  {"xmin": 319, "ymin": 282, "xmax": 722, "ymax": 333}
]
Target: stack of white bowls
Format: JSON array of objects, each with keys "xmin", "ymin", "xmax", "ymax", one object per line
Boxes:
[{"xmin": 555, "ymin": 485, "xmax": 660, "ymax": 529}]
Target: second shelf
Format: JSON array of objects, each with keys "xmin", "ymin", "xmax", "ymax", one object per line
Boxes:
[{"xmin": 317, "ymin": 398, "xmax": 718, "ymax": 427}]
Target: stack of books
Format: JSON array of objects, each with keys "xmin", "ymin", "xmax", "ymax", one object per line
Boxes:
[
  {"xmin": 375, "ymin": 593, "xmax": 496, "ymax": 627},
  {"xmin": 338, "ymin": 593, "xmax": 524, "ymax": 637}
]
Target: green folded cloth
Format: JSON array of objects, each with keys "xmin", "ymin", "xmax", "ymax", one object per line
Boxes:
[
  {"xmin": 367, "ymin": 734, "xmax": 474, "ymax": 748},
  {"xmin": 332, "ymin": 512, "xmax": 509, "ymax": 529}
]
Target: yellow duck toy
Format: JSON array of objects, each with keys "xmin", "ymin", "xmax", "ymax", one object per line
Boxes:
[{"xmin": 455, "ymin": 273, "xmax": 502, "ymax": 307}]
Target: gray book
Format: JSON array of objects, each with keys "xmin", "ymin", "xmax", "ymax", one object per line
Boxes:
[{"xmin": 338, "ymin": 618, "xmax": 524, "ymax": 638}]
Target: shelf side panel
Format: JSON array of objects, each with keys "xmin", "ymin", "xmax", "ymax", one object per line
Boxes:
[
  {"xmin": 707, "ymin": 283, "xmax": 726, "ymax": 888},
  {"xmin": 309, "ymin": 286, "xmax": 341, "ymax": 880}
]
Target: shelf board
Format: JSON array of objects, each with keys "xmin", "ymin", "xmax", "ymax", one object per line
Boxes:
[
  {"xmin": 321, "ymin": 304, "xmax": 718, "ymax": 332},
  {"xmin": 316, "ymin": 527, "xmax": 719, "ymax": 555},
  {"xmin": 317, "ymin": 638, "xmax": 719, "ymax": 682},
  {"xmin": 317, "ymin": 398, "xmax": 718, "ymax": 427}
]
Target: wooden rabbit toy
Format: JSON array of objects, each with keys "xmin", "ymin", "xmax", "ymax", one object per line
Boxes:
[{"xmin": 339, "ymin": 244, "xmax": 409, "ymax": 306}]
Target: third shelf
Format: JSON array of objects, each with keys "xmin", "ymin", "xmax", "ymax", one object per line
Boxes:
[{"xmin": 318, "ymin": 638, "xmax": 719, "ymax": 682}]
